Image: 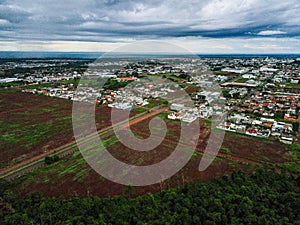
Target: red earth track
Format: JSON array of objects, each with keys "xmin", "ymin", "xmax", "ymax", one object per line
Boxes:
[
  {"xmin": 130, "ymin": 128, "xmax": 263, "ymax": 166},
  {"xmin": 0, "ymin": 107, "xmax": 167, "ymax": 179},
  {"xmin": 121, "ymin": 107, "xmax": 168, "ymax": 129}
]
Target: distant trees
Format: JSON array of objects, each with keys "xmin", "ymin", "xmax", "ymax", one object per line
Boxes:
[
  {"xmin": 178, "ymin": 73, "xmax": 189, "ymax": 79},
  {"xmin": 44, "ymin": 154, "xmax": 59, "ymax": 165},
  {"xmin": 103, "ymin": 79, "xmax": 132, "ymax": 91},
  {"xmin": 0, "ymin": 167, "xmax": 300, "ymax": 224},
  {"xmin": 222, "ymin": 89, "xmax": 231, "ymax": 98}
]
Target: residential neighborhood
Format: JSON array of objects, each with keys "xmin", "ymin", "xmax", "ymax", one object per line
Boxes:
[{"xmin": 1, "ymin": 56, "xmax": 299, "ymax": 145}]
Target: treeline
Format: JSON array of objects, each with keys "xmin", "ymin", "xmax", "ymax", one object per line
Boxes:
[
  {"xmin": 1, "ymin": 60, "xmax": 90, "ymax": 78},
  {"xmin": 0, "ymin": 167, "xmax": 300, "ymax": 225},
  {"xmin": 103, "ymin": 79, "xmax": 133, "ymax": 91}
]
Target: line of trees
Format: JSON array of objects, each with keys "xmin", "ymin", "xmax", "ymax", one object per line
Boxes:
[{"xmin": 0, "ymin": 167, "xmax": 299, "ymax": 224}]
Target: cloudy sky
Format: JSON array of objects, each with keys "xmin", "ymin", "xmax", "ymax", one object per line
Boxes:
[{"xmin": 0, "ymin": 0, "xmax": 300, "ymax": 53}]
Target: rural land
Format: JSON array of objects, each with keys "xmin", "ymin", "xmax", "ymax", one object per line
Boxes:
[{"xmin": 0, "ymin": 55, "xmax": 300, "ymax": 224}]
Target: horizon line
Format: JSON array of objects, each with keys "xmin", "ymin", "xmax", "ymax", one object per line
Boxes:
[{"xmin": 1, "ymin": 51, "xmax": 300, "ymax": 54}]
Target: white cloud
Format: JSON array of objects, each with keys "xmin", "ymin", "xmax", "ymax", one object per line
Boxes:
[
  {"xmin": 1, "ymin": 37, "xmax": 299, "ymax": 54},
  {"xmin": 0, "ymin": 19, "xmax": 10, "ymax": 26},
  {"xmin": 257, "ymin": 30, "xmax": 287, "ymax": 36},
  {"xmin": 0, "ymin": 0, "xmax": 299, "ymax": 52},
  {"xmin": 243, "ymin": 43, "xmax": 290, "ymax": 50}
]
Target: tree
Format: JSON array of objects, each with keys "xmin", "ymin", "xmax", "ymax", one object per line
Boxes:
[{"xmin": 44, "ymin": 154, "xmax": 59, "ymax": 165}]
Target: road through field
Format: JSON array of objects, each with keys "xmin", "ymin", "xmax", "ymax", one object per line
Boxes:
[
  {"xmin": 1, "ymin": 105, "xmax": 270, "ymax": 180},
  {"xmin": 0, "ymin": 106, "xmax": 168, "ymax": 180}
]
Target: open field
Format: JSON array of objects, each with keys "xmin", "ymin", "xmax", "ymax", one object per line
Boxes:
[
  {"xmin": 13, "ymin": 113, "xmax": 297, "ymax": 198},
  {"xmin": 1, "ymin": 90, "xmax": 297, "ymax": 199},
  {"xmin": 129, "ymin": 114, "xmax": 293, "ymax": 165},
  {"xmin": 221, "ymin": 132, "xmax": 292, "ymax": 164},
  {"xmin": 17, "ymin": 134, "xmax": 255, "ymax": 198},
  {"xmin": 0, "ymin": 90, "xmax": 136, "ymax": 169}
]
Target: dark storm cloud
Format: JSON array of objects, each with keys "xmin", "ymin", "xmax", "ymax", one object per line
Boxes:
[
  {"xmin": 0, "ymin": 0, "xmax": 299, "ymax": 42},
  {"xmin": 0, "ymin": 4, "xmax": 31, "ymax": 25}
]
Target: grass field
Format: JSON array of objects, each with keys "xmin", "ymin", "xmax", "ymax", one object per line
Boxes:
[
  {"xmin": 17, "ymin": 133, "xmax": 255, "ymax": 198},
  {"xmin": 1, "ymin": 90, "xmax": 298, "ymax": 199},
  {"xmin": 13, "ymin": 112, "xmax": 298, "ymax": 198},
  {"xmin": 0, "ymin": 90, "xmax": 137, "ymax": 169},
  {"xmin": 286, "ymin": 83, "xmax": 300, "ymax": 89}
]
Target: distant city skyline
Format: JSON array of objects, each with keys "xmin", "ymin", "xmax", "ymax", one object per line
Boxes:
[{"xmin": 0, "ymin": 0, "xmax": 300, "ymax": 53}]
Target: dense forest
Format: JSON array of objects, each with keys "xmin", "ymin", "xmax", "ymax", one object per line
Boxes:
[{"xmin": 0, "ymin": 167, "xmax": 299, "ymax": 225}]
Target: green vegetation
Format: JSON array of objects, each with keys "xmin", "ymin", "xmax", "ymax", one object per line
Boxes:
[
  {"xmin": 235, "ymin": 78, "xmax": 250, "ymax": 83},
  {"xmin": 1, "ymin": 114, "xmax": 71, "ymax": 151},
  {"xmin": 281, "ymin": 162, "xmax": 300, "ymax": 173},
  {"xmin": 0, "ymin": 91, "xmax": 76, "ymax": 169},
  {"xmin": 103, "ymin": 79, "xmax": 133, "ymax": 91},
  {"xmin": 221, "ymin": 147, "xmax": 232, "ymax": 154},
  {"xmin": 0, "ymin": 79, "xmax": 80, "ymax": 90},
  {"xmin": 144, "ymin": 97, "xmax": 166, "ymax": 109},
  {"xmin": 28, "ymin": 136, "xmax": 119, "ymax": 180},
  {"xmin": 281, "ymin": 144, "xmax": 300, "ymax": 173},
  {"xmin": 23, "ymin": 79, "xmax": 80, "ymax": 90},
  {"xmin": 0, "ymin": 81, "xmax": 25, "ymax": 88},
  {"xmin": 286, "ymin": 83, "xmax": 300, "ymax": 89},
  {"xmin": 161, "ymin": 73, "xmax": 188, "ymax": 82},
  {"xmin": 131, "ymin": 108, "xmax": 147, "ymax": 114},
  {"xmin": 44, "ymin": 155, "xmax": 60, "ymax": 165},
  {"xmin": 222, "ymin": 89, "xmax": 231, "ymax": 98},
  {"xmin": 0, "ymin": 167, "xmax": 299, "ymax": 224},
  {"xmin": 156, "ymin": 112, "xmax": 169, "ymax": 119},
  {"xmin": 204, "ymin": 119, "xmax": 212, "ymax": 127},
  {"xmin": 288, "ymin": 144, "xmax": 300, "ymax": 152},
  {"xmin": 1, "ymin": 60, "xmax": 89, "ymax": 80}
]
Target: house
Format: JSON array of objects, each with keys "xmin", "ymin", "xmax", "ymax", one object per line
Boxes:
[
  {"xmin": 108, "ymin": 102, "xmax": 132, "ymax": 110},
  {"xmin": 181, "ymin": 115, "xmax": 198, "ymax": 123},
  {"xmin": 284, "ymin": 114, "xmax": 297, "ymax": 122},
  {"xmin": 221, "ymin": 68, "xmax": 247, "ymax": 74},
  {"xmin": 170, "ymin": 103, "xmax": 185, "ymax": 112},
  {"xmin": 280, "ymin": 135, "xmax": 293, "ymax": 145},
  {"xmin": 217, "ymin": 75, "xmax": 228, "ymax": 82},
  {"xmin": 236, "ymin": 125, "xmax": 246, "ymax": 134},
  {"xmin": 291, "ymin": 77, "xmax": 300, "ymax": 84},
  {"xmin": 242, "ymin": 74, "xmax": 257, "ymax": 79},
  {"xmin": 168, "ymin": 113, "xmax": 183, "ymax": 120},
  {"xmin": 246, "ymin": 79, "xmax": 256, "ymax": 85},
  {"xmin": 260, "ymin": 67, "xmax": 278, "ymax": 72},
  {"xmin": 197, "ymin": 107, "xmax": 212, "ymax": 118},
  {"xmin": 246, "ymin": 128, "xmax": 258, "ymax": 136},
  {"xmin": 272, "ymin": 122, "xmax": 287, "ymax": 133},
  {"xmin": 116, "ymin": 77, "xmax": 138, "ymax": 82},
  {"xmin": 0, "ymin": 78, "xmax": 20, "ymax": 83},
  {"xmin": 257, "ymin": 130, "xmax": 271, "ymax": 138},
  {"xmin": 252, "ymin": 120, "xmax": 262, "ymax": 126},
  {"xmin": 273, "ymin": 77, "xmax": 284, "ymax": 83}
]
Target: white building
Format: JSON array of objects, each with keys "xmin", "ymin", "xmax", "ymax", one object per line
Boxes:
[
  {"xmin": 170, "ymin": 103, "xmax": 185, "ymax": 112},
  {"xmin": 0, "ymin": 78, "xmax": 20, "ymax": 83}
]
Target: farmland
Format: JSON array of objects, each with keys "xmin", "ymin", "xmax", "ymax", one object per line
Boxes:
[
  {"xmin": 0, "ymin": 90, "xmax": 135, "ymax": 169},
  {"xmin": 13, "ymin": 112, "xmax": 297, "ymax": 198},
  {"xmin": 17, "ymin": 134, "xmax": 254, "ymax": 198},
  {"xmin": 0, "ymin": 90, "xmax": 298, "ymax": 199}
]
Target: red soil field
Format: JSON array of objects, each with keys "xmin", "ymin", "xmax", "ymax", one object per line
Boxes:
[
  {"xmin": 3, "ymin": 92, "xmax": 293, "ymax": 198},
  {"xmin": 17, "ymin": 114, "xmax": 293, "ymax": 198},
  {"xmin": 0, "ymin": 91, "xmax": 134, "ymax": 168},
  {"xmin": 127, "ymin": 115, "xmax": 291, "ymax": 165},
  {"xmin": 19, "ymin": 142, "xmax": 254, "ymax": 198}
]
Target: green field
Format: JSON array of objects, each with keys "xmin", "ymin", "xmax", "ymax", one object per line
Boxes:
[{"xmin": 0, "ymin": 90, "xmax": 122, "ymax": 169}]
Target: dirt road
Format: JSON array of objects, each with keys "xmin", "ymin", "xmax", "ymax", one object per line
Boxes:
[{"xmin": 0, "ymin": 107, "xmax": 168, "ymax": 180}]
